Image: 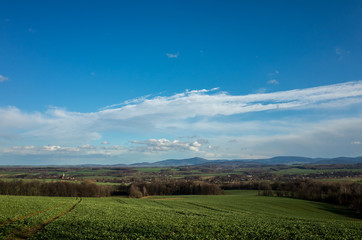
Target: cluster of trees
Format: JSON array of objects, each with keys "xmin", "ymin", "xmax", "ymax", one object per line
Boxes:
[
  {"xmin": 0, "ymin": 180, "xmax": 223, "ymax": 198},
  {"xmin": 0, "ymin": 180, "xmax": 114, "ymax": 197},
  {"xmin": 268, "ymin": 181, "xmax": 361, "ymax": 212},
  {"xmin": 128, "ymin": 181, "xmax": 223, "ymax": 198},
  {"xmin": 274, "ymin": 171, "xmax": 362, "ymax": 182},
  {"xmin": 1, "ymin": 178, "xmax": 359, "ymax": 212},
  {"xmin": 222, "ymin": 180, "xmax": 361, "ymax": 212},
  {"xmin": 211, "ymin": 172, "xmax": 361, "ymax": 184},
  {"xmin": 221, "ymin": 182, "xmax": 264, "ymax": 190}
]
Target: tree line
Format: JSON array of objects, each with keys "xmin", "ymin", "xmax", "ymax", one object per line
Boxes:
[
  {"xmin": 1, "ymin": 178, "xmax": 359, "ymax": 212},
  {"xmin": 120, "ymin": 181, "xmax": 223, "ymax": 198},
  {"xmin": 0, "ymin": 180, "xmax": 223, "ymax": 198},
  {"xmin": 0, "ymin": 180, "xmax": 114, "ymax": 197},
  {"xmin": 222, "ymin": 180, "xmax": 362, "ymax": 212}
]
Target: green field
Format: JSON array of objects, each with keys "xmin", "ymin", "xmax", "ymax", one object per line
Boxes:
[
  {"xmin": 0, "ymin": 196, "xmax": 79, "ymax": 239},
  {"xmin": 137, "ymin": 167, "xmax": 180, "ymax": 173},
  {"xmin": 272, "ymin": 167, "xmax": 362, "ymax": 175},
  {"xmin": 0, "ymin": 191, "xmax": 361, "ymax": 239}
]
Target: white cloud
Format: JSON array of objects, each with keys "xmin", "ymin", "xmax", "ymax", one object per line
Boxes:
[
  {"xmin": 94, "ymin": 81, "xmax": 362, "ymax": 121},
  {"xmin": 185, "ymin": 87, "xmax": 219, "ymax": 94},
  {"xmin": 2, "ymin": 139, "xmax": 206, "ymax": 158},
  {"xmin": 101, "ymin": 141, "xmax": 109, "ymax": 145},
  {"xmin": 100, "ymin": 94, "xmax": 152, "ymax": 110},
  {"xmin": 6, "ymin": 145, "xmax": 78, "ymax": 154},
  {"xmin": 0, "ymin": 106, "xmax": 101, "ymax": 143},
  {"xmin": 2, "ymin": 116, "xmax": 362, "ymax": 162},
  {"xmin": 0, "ymin": 81, "xmax": 362, "ymax": 144},
  {"xmin": 42, "ymin": 145, "xmax": 62, "ymax": 151},
  {"xmin": 254, "ymin": 117, "xmax": 362, "ymax": 157},
  {"xmin": 4, "ymin": 144, "xmax": 128, "ymax": 156},
  {"xmin": 0, "ymin": 75, "xmax": 8, "ymax": 83},
  {"xmin": 1, "ymin": 81, "xmax": 362, "ymax": 162},
  {"xmin": 255, "ymin": 88, "xmax": 267, "ymax": 93},
  {"xmin": 130, "ymin": 139, "xmax": 204, "ymax": 153},
  {"xmin": 202, "ymin": 117, "xmax": 362, "ymax": 159},
  {"xmin": 79, "ymin": 144, "xmax": 95, "ymax": 149},
  {"xmin": 268, "ymin": 79, "xmax": 279, "ymax": 85},
  {"xmin": 166, "ymin": 52, "xmax": 179, "ymax": 58}
]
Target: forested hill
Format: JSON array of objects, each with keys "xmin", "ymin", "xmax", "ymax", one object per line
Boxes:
[{"xmin": 127, "ymin": 156, "xmax": 362, "ymax": 167}]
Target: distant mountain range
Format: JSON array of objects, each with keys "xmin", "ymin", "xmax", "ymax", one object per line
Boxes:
[
  {"xmin": 128, "ymin": 156, "xmax": 362, "ymax": 167},
  {"xmin": 129, "ymin": 157, "xmax": 210, "ymax": 167},
  {"xmin": 21, "ymin": 156, "xmax": 361, "ymax": 168}
]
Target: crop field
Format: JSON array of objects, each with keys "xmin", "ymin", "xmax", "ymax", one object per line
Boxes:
[
  {"xmin": 137, "ymin": 167, "xmax": 180, "ymax": 173},
  {"xmin": 1, "ymin": 191, "xmax": 361, "ymax": 239},
  {"xmin": 272, "ymin": 167, "xmax": 362, "ymax": 175},
  {"xmin": 0, "ymin": 196, "xmax": 79, "ymax": 239}
]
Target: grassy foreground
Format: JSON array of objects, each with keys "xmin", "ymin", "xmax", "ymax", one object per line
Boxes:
[{"xmin": 0, "ymin": 190, "xmax": 361, "ymax": 239}]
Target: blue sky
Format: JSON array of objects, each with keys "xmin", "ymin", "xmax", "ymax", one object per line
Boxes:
[{"xmin": 1, "ymin": 0, "xmax": 362, "ymax": 165}]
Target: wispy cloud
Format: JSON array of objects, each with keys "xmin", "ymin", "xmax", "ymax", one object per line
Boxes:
[
  {"xmin": 1, "ymin": 81, "xmax": 362, "ymax": 143},
  {"xmin": 335, "ymin": 47, "xmax": 350, "ymax": 61},
  {"xmin": 28, "ymin": 28, "xmax": 36, "ymax": 33},
  {"xmin": 0, "ymin": 75, "xmax": 8, "ymax": 83},
  {"xmin": 130, "ymin": 139, "xmax": 205, "ymax": 153},
  {"xmin": 185, "ymin": 87, "xmax": 219, "ymax": 94},
  {"xmin": 268, "ymin": 79, "xmax": 279, "ymax": 85},
  {"xmin": 268, "ymin": 70, "xmax": 279, "ymax": 76},
  {"xmin": 3, "ymin": 138, "xmax": 207, "ymax": 157},
  {"xmin": 1, "ymin": 81, "xmax": 362, "ymax": 162},
  {"xmin": 4, "ymin": 144, "xmax": 127, "ymax": 156},
  {"xmin": 100, "ymin": 94, "xmax": 152, "ymax": 110},
  {"xmin": 166, "ymin": 52, "xmax": 179, "ymax": 58},
  {"xmin": 255, "ymin": 88, "xmax": 267, "ymax": 93}
]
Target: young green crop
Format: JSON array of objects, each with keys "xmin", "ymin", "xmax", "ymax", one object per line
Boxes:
[
  {"xmin": 0, "ymin": 196, "xmax": 78, "ymax": 239},
  {"xmin": 28, "ymin": 190, "xmax": 361, "ymax": 240},
  {"xmin": 0, "ymin": 196, "xmax": 73, "ymax": 223}
]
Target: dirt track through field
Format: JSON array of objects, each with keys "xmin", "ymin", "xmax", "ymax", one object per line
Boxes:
[
  {"xmin": 5, "ymin": 198, "xmax": 82, "ymax": 240},
  {"xmin": 0, "ymin": 202, "xmax": 67, "ymax": 227}
]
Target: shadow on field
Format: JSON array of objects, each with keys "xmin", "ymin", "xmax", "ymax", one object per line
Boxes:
[{"xmin": 312, "ymin": 202, "xmax": 361, "ymax": 220}]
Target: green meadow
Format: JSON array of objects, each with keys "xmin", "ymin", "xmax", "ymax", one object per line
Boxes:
[{"xmin": 1, "ymin": 190, "xmax": 360, "ymax": 239}]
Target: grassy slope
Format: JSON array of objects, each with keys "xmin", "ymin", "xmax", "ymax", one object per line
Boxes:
[{"xmin": 28, "ymin": 190, "xmax": 362, "ymax": 240}]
